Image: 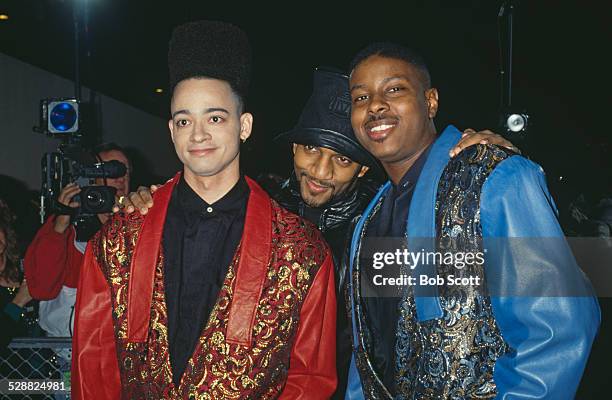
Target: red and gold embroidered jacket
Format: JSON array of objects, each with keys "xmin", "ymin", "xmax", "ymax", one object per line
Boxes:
[{"xmin": 71, "ymin": 175, "xmax": 337, "ymax": 399}]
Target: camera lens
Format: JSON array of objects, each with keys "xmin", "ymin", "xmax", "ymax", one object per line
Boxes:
[
  {"xmin": 85, "ymin": 190, "xmax": 104, "ymax": 208},
  {"xmin": 79, "ymin": 186, "xmax": 117, "ymax": 215}
]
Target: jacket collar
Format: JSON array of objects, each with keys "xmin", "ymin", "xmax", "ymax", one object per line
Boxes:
[
  {"xmin": 353, "ymin": 125, "xmax": 462, "ymax": 236},
  {"xmin": 283, "ymin": 172, "xmax": 376, "ymax": 232},
  {"xmin": 407, "ymin": 125, "xmax": 461, "ymax": 239},
  {"xmin": 405, "ymin": 125, "xmax": 461, "ymax": 320}
]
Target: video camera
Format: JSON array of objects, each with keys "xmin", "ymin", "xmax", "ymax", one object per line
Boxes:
[
  {"xmin": 41, "ymin": 146, "xmax": 126, "ymax": 217},
  {"xmin": 36, "ymin": 98, "xmax": 127, "ymax": 221}
]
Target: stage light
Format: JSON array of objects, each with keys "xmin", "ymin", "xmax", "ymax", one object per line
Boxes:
[
  {"xmin": 500, "ymin": 109, "xmax": 529, "ymax": 135},
  {"xmin": 506, "ymin": 113, "xmax": 527, "ymax": 132},
  {"xmin": 155, "ymin": 88, "xmax": 163, "ymax": 94},
  {"xmin": 36, "ymin": 98, "xmax": 80, "ymax": 137},
  {"xmin": 48, "ymin": 100, "xmax": 79, "ymax": 133},
  {"xmin": 0, "ymin": 14, "xmax": 9, "ymax": 21}
]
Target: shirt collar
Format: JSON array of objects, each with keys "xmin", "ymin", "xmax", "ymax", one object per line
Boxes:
[
  {"xmin": 177, "ymin": 174, "xmax": 249, "ymax": 216},
  {"xmin": 394, "ymin": 144, "xmax": 432, "ymax": 193}
]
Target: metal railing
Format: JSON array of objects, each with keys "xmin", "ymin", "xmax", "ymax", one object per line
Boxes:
[{"xmin": 1, "ymin": 337, "xmax": 72, "ymax": 399}]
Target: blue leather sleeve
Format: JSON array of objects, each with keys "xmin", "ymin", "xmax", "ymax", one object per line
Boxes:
[
  {"xmin": 344, "ymin": 354, "xmax": 365, "ymax": 400},
  {"xmin": 480, "ymin": 156, "xmax": 600, "ymax": 399}
]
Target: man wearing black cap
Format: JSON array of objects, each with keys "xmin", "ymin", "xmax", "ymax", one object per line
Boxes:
[
  {"xmin": 272, "ymin": 68, "xmax": 382, "ymax": 400},
  {"xmin": 72, "ymin": 21, "xmax": 337, "ymax": 399},
  {"xmin": 273, "ymin": 68, "xmax": 381, "ymax": 290}
]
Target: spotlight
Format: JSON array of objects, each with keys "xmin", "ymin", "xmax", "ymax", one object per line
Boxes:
[
  {"xmin": 37, "ymin": 98, "xmax": 80, "ymax": 136},
  {"xmin": 49, "ymin": 101, "xmax": 78, "ymax": 133},
  {"xmin": 500, "ymin": 109, "xmax": 529, "ymax": 135},
  {"xmin": 505, "ymin": 113, "xmax": 527, "ymax": 132}
]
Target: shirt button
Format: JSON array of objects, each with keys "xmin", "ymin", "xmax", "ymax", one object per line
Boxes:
[{"xmin": 206, "ymin": 207, "xmax": 213, "ymax": 213}]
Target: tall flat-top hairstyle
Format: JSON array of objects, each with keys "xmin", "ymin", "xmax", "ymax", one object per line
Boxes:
[
  {"xmin": 349, "ymin": 42, "xmax": 431, "ymax": 89},
  {"xmin": 168, "ymin": 20, "xmax": 252, "ymax": 110}
]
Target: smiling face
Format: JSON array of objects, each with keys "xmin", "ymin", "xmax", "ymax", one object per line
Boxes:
[
  {"xmin": 349, "ymin": 55, "xmax": 438, "ymax": 169},
  {"xmin": 292, "ymin": 143, "xmax": 369, "ymax": 207},
  {"xmin": 168, "ymin": 78, "xmax": 252, "ymax": 181}
]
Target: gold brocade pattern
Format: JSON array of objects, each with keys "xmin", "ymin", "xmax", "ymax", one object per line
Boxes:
[
  {"xmin": 95, "ymin": 200, "xmax": 328, "ymax": 399},
  {"xmin": 94, "ymin": 213, "xmax": 140, "ymax": 340}
]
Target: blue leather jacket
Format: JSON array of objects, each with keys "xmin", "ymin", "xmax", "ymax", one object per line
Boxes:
[{"xmin": 345, "ymin": 126, "xmax": 600, "ymax": 399}]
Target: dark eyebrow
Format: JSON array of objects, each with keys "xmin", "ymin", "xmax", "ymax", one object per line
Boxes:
[
  {"xmin": 381, "ymin": 76, "xmax": 408, "ymax": 85},
  {"xmin": 349, "ymin": 83, "xmax": 366, "ymax": 93},
  {"xmin": 349, "ymin": 75, "xmax": 409, "ymax": 93},
  {"xmin": 171, "ymin": 107, "xmax": 230, "ymax": 119},
  {"xmin": 205, "ymin": 107, "xmax": 229, "ymax": 115},
  {"xmin": 171, "ymin": 109, "xmax": 190, "ymax": 119}
]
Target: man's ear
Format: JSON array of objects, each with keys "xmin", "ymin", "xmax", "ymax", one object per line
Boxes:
[
  {"xmin": 425, "ymin": 88, "xmax": 439, "ymax": 119},
  {"xmin": 239, "ymin": 112, "xmax": 253, "ymax": 142},
  {"xmin": 168, "ymin": 119, "xmax": 175, "ymax": 144},
  {"xmin": 357, "ymin": 165, "xmax": 369, "ymax": 178}
]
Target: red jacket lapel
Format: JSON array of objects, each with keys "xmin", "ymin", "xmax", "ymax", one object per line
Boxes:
[
  {"xmin": 127, "ymin": 173, "xmax": 180, "ymax": 342},
  {"xmin": 226, "ymin": 177, "xmax": 272, "ymax": 346}
]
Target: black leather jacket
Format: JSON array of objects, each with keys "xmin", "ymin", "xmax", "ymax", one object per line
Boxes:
[
  {"xmin": 266, "ymin": 172, "xmax": 379, "ymax": 400},
  {"xmin": 271, "ymin": 173, "xmax": 378, "ymax": 290}
]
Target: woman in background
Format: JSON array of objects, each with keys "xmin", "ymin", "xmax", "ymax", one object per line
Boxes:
[{"xmin": 0, "ymin": 199, "xmax": 32, "ymax": 350}]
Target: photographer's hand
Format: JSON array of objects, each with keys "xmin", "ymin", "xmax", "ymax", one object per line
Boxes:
[{"xmin": 54, "ymin": 183, "xmax": 81, "ymax": 234}]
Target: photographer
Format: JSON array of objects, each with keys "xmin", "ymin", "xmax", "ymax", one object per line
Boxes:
[{"xmin": 24, "ymin": 143, "xmax": 130, "ymax": 337}]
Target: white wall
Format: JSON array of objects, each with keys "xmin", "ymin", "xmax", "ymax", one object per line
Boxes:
[{"xmin": 0, "ymin": 52, "xmax": 179, "ymax": 191}]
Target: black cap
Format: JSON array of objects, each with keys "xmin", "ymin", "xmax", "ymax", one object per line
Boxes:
[
  {"xmin": 275, "ymin": 68, "xmax": 380, "ymax": 172},
  {"xmin": 168, "ymin": 20, "xmax": 251, "ymax": 97}
]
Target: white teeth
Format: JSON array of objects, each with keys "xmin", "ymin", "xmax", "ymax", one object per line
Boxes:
[{"xmin": 370, "ymin": 124, "xmax": 394, "ymax": 132}]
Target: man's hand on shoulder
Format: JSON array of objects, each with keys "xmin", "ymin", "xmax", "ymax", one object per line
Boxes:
[
  {"xmin": 113, "ymin": 184, "xmax": 159, "ymax": 215},
  {"xmin": 450, "ymin": 128, "xmax": 521, "ymax": 158}
]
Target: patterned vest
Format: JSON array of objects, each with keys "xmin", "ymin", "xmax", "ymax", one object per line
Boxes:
[{"xmin": 352, "ymin": 145, "xmax": 513, "ymax": 399}]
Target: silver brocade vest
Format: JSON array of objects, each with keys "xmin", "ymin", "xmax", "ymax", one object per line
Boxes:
[{"xmin": 352, "ymin": 145, "xmax": 513, "ymax": 399}]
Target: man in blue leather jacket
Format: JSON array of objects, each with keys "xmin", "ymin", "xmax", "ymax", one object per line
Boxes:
[{"xmin": 344, "ymin": 42, "xmax": 600, "ymax": 399}]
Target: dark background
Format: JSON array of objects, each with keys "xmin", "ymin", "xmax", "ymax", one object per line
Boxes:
[
  {"xmin": 0, "ymin": 0, "xmax": 609, "ymax": 397},
  {"xmin": 1, "ymin": 0, "xmax": 609, "ymax": 184}
]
